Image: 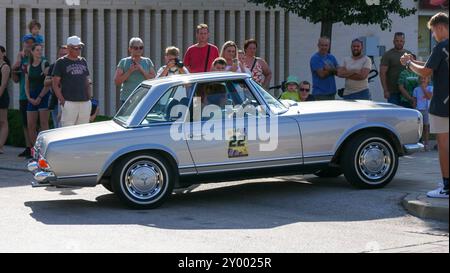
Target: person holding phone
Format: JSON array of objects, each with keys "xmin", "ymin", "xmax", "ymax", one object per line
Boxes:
[
  {"xmin": 220, "ymin": 41, "xmax": 250, "ymax": 75},
  {"xmin": 114, "ymin": 37, "xmax": 156, "ymax": 105},
  {"xmin": 400, "ymin": 12, "xmax": 449, "ymax": 199}
]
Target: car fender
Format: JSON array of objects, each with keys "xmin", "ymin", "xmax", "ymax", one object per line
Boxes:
[
  {"xmin": 333, "ymin": 122, "xmax": 401, "ymax": 155},
  {"xmin": 97, "ymin": 144, "xmax": 180, "ymax": 183}
]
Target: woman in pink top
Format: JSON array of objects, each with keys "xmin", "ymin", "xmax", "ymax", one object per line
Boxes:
[{"xmin": 243, "ymin": 39, "xmax": 272, "ymax": 89}]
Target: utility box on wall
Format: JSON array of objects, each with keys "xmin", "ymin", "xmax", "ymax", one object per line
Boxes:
[{"xmin": 359, "ymin": 36, "xmax": 380, "ymax": 57}]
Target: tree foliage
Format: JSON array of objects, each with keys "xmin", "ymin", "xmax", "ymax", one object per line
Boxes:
[{"xmin": 249, "ymin": 0, "xmax": 418, "ymax": 40}]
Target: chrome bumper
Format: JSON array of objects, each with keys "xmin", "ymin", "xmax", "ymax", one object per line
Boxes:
[
  {"xmin": 27, "ymin": 160, "xmax": 56, "ymax": 188},
  {"xmin": 403, "ymin": 143, "xmax": 424, "ymax": 155},
  {"xmin": 27, "ymin": 160, "xmax": 39, "ymax": 172}
]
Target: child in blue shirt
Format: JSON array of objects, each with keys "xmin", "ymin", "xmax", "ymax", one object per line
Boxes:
[
  {"xmin": 413, "ymin": 76, "xmax": 433, "ymax": 151},
  {"xmin": 27, "ymin": 19, "xmax": 45, "ymax": 45}
]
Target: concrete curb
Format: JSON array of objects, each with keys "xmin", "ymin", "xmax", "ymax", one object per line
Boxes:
[{"xmin": 403, "ymin": 193, "xmax": 449, "ymax": 223}]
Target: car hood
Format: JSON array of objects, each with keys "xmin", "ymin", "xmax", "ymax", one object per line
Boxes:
[
  {"xmin": 281, "ymin": 100, "xmax": 403, "ymax": 116},
  {"xmin": 38, "ymin": 120, "xmax": 126, "ymax": 147}
]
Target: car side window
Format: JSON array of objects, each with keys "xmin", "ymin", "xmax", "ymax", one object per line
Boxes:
[
  {"xmin": 141, "ymin": 85, "xmax": 191, "ymax": 125},
  {"xmin": 191, "ymin": 80, "xmax": 264, "ymax": 122}
]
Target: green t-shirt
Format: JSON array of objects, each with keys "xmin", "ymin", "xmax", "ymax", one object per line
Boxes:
[
  {"xmin": 398, "ymin": 70, "xmax": 419, "ymax": 103},
  {"xmin": 381, "ymin": 48, "xmax": 412, "ymax": 94},
  {"xmin": 117, "ymin": 57, "xmax": 155, "ymax": 101},
  {"xmin": 280, "ymin": 91, "xmax": 301, "ymax": 102}
]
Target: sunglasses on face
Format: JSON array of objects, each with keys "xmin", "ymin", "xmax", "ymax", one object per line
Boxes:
[
  {"xmin": 70, "ymin": 46, "xmax": 83, "ymax": 50},
  {"xmin": 300, "ymin": 88, "xmax": 310, "ymax": 92},
  {"xmin": 132, "ymin": 46, "xmax": 144, "ymax": 50}
]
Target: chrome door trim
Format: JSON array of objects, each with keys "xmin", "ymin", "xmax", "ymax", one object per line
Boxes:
[
  {"xmin": 58, "ymin": 174, "xmax": 98, "ymax": 180},
  {"xmin": 303, "ymin": 155, "xmax": 334, "ymax": 164},
  {"xmin": 193, "ymin": 155, "xmax": 302, "ymax": 168},
  {"xmin": 191, "ymin": 155, "xmax": 332, "ymax": 175}
]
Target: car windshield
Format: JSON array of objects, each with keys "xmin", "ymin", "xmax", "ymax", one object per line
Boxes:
[
  {"xmin": 114, "ymin": 85, "xmax": 150, "ymax": 126},
  {"xmin": 250, "ymin": 80, "xmax": 288, "ymax": 115}
]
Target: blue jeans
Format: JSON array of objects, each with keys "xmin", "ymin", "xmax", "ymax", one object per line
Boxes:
[
  {"xmin": 387, "ymin": 93, "xmax": 401, "ymax": 106},
  {"xmin": 343, "ymin": 89, "xmax": 371, "ymax": 100}
]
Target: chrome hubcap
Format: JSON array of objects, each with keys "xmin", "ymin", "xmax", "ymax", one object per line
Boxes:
[
  {"xmin": 125, "ymin": 160, "xmax": 165, "ymax": 200},
  {"xmin": 358, "ymin": 142, "xmax": 392, "ymax": 181}
]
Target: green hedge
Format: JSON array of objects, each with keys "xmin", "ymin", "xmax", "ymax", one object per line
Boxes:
[
  {"xmin": 6, "ymin": 109, "xmax": 112, "ymax": 148},
  {"xmin": 7, "ymin": 110, "xmax": 25, "ymax": 147}
]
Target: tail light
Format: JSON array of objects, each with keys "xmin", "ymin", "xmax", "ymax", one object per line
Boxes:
[{"xmin": 38, "ymin": 159, "xmax": 51, "ymax": 171}]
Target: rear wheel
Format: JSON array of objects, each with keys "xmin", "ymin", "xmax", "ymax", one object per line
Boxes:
[
  {"xmin": 112, "ymin": 153, "xmax": 176, "ymax": 209},
  {"xmin": 342, "ymin": 133, "xmax": 398, "ymax": 189}
]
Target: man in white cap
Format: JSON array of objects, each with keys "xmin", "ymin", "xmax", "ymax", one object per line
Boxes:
[{"xmin": 52, "ymin": 36, "xmax": 92, "ymax": 127}]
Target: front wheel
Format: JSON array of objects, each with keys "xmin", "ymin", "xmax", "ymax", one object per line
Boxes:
[
  {"xmin": 112, "ymin": 153, "xmax": 176, "ymax": 209},
  {"xmin": 342, "ymin": 133, "xmax": 398, "ymax": 189}
]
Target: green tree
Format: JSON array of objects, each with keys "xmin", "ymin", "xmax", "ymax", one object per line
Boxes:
[{"xmin": 248, "ymin": 0, "xmax": 417, "ymax": 48}]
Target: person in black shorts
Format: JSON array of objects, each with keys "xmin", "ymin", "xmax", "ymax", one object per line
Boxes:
[{"xmin": 25, "ymin": 44, "xmax": 50, "ymax": 147}]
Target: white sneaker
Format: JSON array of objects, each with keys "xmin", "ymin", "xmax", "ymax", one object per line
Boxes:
[{"xmin": 427, "ymin": 187, "xmax": 449, "ymax": 199}]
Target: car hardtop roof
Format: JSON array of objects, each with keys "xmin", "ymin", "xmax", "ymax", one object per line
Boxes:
[{"xmin": 140, "ymin": 72, "xmax": 251, "ymax": 86}]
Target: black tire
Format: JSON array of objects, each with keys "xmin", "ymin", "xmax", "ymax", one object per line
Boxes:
[
  {"xmin": 111, "ymin": 153, "xmax": 176, "ymax": 209},
  {"xmin": 102, "ymin": 182, "xmax": 114, "ymax": 193},
  {"xmin": 314, "ymin": 167, "xmax": 342, "ymax": 178},
  {"xmin": 342, "ymin": 133, "xmax": 398, "ymax": 189}
]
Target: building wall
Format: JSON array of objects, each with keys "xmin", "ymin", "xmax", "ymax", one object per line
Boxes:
[{"xmin": 0, "ymin": 0, "xmax": 443, "ymax": 115}]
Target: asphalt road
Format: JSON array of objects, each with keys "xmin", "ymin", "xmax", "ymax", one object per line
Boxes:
[{"xmin": 0, "ymin": 152, "xmax": 448, "ymax": 253}]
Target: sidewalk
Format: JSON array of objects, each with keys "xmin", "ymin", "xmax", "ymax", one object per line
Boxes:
[
  {"xmin": 0, "ymin": 145, "xmax": 448, "ymax": 222},
  {"xmin": 0, "ymin": 146, "xmax": 30, "ymax": 172}
]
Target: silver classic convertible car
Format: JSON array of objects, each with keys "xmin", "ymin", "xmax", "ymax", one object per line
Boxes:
[{"xmin": 28, "ymin": 72, "xmax": 423, "ymax": 209}]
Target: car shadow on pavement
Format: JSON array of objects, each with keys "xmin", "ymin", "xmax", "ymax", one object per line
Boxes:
[{"xmin": 24, "ymin": 177, "xmax": 411, "ymax": 230}]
